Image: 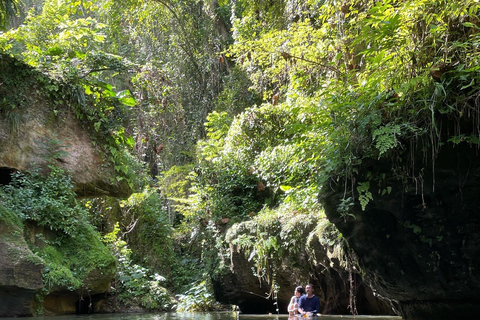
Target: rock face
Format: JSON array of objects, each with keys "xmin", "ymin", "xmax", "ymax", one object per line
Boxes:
[
  {"xmin": 0, "ymin": 203, "xmax": 117, "ymax": 317},
  {"xmin": 321, "ymin": 123, "xmax": 480, "ymax": 319},
  {"xmin": 216, "ymin": 220, "xmax": 394, "ymax": 315},
  {"xmin": 0, "ymin": 55, "xmax": 129, "ymax": 316},
  {"xmin": 0, "ymin": 210, "xmax": 44, "ymax": 317},
  {"xmin": 0, "ymin": 54, "xmax": 131, "ymax": 198}
]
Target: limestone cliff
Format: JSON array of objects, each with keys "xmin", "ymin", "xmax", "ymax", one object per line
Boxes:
[
  {"xmin": 217, "ymin": 216, "xmax": 394, "ymax": 315},
  {"xmin": 0, "ymin": 54, "xmax": 130, "ymax": 316},
  {"xmin": 0, "ymin": 54, "xmax": 131, "ymax": 197}
]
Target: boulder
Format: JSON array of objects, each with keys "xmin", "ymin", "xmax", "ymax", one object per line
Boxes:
[
  {"xmin": 216, "ymin": 218, "xmax": 394, "ymax": 315},
  {"xmin": 0, "ymin": 208, "xmax": 44, "ymax": 316}
]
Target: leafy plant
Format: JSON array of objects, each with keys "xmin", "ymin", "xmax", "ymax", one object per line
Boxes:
[
  {"xmin": 356, "ymin": 182, "xmax": 373, "ymax": 211},
  {"xmin": 103, "ymin": 223, "xmax": 174, "ymax": 310},
  {"xmin": 0, "ymin": 165, "xmax": 88, "ymax": 236},
  {"xmin": 175, "ymin": 278, "xmax": 219, "ymax": 312}
]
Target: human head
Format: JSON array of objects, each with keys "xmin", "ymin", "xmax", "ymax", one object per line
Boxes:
[
  {"xmin": 305, "ymin": 284, "xmax": 314, "ymax": 296},
  {"xmin": 295, "ymin": 286, "xmax": 304, "ymax": 296}
]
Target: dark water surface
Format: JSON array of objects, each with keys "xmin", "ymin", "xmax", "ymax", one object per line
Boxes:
[{"xmin": 1, "ymin": 312, "xmax": 402, "ymax": 320}]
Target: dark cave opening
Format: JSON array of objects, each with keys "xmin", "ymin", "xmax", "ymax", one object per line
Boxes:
[
  {"xmin": 0, "ymin": 167, "xmax": 15, "ymax": 186},
  {"xmin": 76, "ymin": 296, "xmax": 94, "ymax": 314}
]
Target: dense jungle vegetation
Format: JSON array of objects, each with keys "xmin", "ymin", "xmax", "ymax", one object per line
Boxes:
[{"xmin": 1, "ymin": 0, "xmax": 480, "ymax": 313}]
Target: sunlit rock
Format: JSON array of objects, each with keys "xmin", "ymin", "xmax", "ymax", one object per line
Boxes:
[{"xmin": 0, "ymin": 54, "xmax": 131, "ymax": 198}]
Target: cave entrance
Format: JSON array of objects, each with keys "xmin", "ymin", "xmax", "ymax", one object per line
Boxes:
[
  {"xmin": 76, "ymin": 296, "xmax": 93, "ymax": 314},
  {"xmin": 0, "ymin": 167, "xmax": 15, "ymax": 186}
]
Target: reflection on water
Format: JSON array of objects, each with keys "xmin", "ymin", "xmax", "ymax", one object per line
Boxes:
[{"xmin": 0, "ymin": 312, "xmax": 402, "ymax": 320}]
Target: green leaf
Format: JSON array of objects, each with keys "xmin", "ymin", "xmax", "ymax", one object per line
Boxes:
[{"xmin": 117, "ymin": 90, "xmax": 136, "ymax": 106}]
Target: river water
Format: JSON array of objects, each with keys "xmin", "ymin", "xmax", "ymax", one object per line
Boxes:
[{"xmin": 0, "ymin": 312, "xmax": 402, "ymax": 320}]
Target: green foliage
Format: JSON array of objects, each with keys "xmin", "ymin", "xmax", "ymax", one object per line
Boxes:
[
  {"xmin": 0, "ymin": 202, "xmax": 22, "ymax": 229},
  {"xmin": 120, "ymin": 189, "xmax": 174, "ymax": 276},
  {"xmin": 215, "ymin": 65, "xmax": 260, "ymax": 115},
  {"xmin": 337, "ymin": 197, "xmax": 355, "ymax": 220},
  {"xmin": 35, "ymin": 220, "xmax": 116, "ymax": 293},
  {"xmin": 356, "ymin": 182, "xmax": 373, "ymax": 211},
  {"xmin": 172, "ymin": 1, "xmax": 480, "ymax": 297},
  {"xmin": 0, "ymin": 165, "xmax": 88, "ymax": 236},
  {"xmin": 0, "ymin": 54, "xmax": 38, "ymax": 119},
  {"xmin": 160, "ymin": 164, "xmax": 193, "ymax": 201},
  {"xmin": 3, "ymin": 0, "xmax": 480, "ymax": 311},
  {"xmin": 225, "ymin": 195, "xmax": 335, "ymax": 291},
  {"xmin": 372, "ymin": 123, "xmax": 401, "ymax": 158},
  {"xmin": 226, "ymin": 0, "xmax": 480, "ymax": 215},
  {"xmin": 97, "ymin": 0, "xmax": 236, "ymax": 170},
  {"xmin": 176, "ymin": 278, "xmax": 220, "ymax": 312},
  {"xmin": 103, "ymin": 224, "xmax": 174, "ymax": 311},
  {"xmin": 40, "ymin": 245, "xmax": 83, "ymax": 291},
  {"xmin": 1, "ymin": 0, "xmax": 143, "ymax": 191},
  {"xmin": 190, "ymin": 98, "xmax": 326, "ymax": 228},
  {"xmin": 167, "ymin": 253, "xmax": 208, "ymax": 295}
]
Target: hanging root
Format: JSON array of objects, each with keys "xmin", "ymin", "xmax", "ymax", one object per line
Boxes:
[{"xmin": 347, "ymin": 252, "xmax": 358, "ymax": 316}]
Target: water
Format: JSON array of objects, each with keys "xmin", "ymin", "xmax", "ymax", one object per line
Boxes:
[{"xmin": 0, "ymin": 312, "xmax": 402, "ymax": 320}]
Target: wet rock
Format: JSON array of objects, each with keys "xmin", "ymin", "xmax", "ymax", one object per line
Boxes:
[
  {"xmin": 321, "ymin": 121, "xmax": 480, "ymax": 319},
  {"xmin": 0, "ymin": 210, "xmax": 44, "ymax": 316},
  {"xmin": 216, "ymin": 218, "xmax": 394, "ymax": 315}
]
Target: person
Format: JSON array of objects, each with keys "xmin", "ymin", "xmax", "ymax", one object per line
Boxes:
[
  {"xmin": 298, "ymin": 284, "xmax": 321, "ymax": 316},
  {"xmin": 287, "ymin": 286, "xmax": 304, "ymax": 315}
]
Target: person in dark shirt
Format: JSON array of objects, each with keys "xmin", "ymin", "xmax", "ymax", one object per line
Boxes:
[{"xmin": 298, "ymin": 283, "xmax": 321, "ymax": 316}]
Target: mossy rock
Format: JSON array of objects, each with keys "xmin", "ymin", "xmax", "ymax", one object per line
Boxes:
[
  {"xmin": 0, "ymin": 205, "xmax": 44, "ymax": 317},
  {"xmin": 0, "ymin": 53, "xmax": 132, "ymax": 198}
]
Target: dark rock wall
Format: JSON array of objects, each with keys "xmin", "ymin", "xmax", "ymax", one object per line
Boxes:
[
  {"xmin": 216, "ymin": 221, "xmax": 395, "ymax": 315},
  {"xmin": 321, "ymin": 128, "xmax": 480, "ymax": 319}
]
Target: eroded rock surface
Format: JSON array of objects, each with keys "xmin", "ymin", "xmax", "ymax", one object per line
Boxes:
[
  {"xmin": 0, "ymin": 210, "xmax": 44, "ymax": 316},
  {"xmin": 0, "ymin": 54, "xmax": 128, "ymax": 316},
  {"xmin": 0, "ymin": 54, "xmax": 131, "ymax": 198},
  {"xmin": 321, "ymin": 124, "xmax": 480, "ymax": 319},
  {"xmin": 217, "ymin": 219, "xmax": 394, "ymax": 315}
]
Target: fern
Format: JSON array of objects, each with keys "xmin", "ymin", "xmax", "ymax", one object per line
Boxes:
[
  {"xmin": 372, "ymin": 123, "xmax": 401, "ymax": 158},
  {"xmin": 357, "ymin": 182, "xmax": 373, "ymax": 211}
]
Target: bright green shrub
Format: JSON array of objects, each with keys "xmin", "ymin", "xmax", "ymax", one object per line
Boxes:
[
  {"xmin": 0, "ymin": 165, "xmax": 88, "ymax": 236},
  {"xmin": 103, "ymin": 224, "xmax": 174, "ymax": 311},
  {"xmin": 175, "ymin": 278, "xmax": 220, "ymax": 312}
]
